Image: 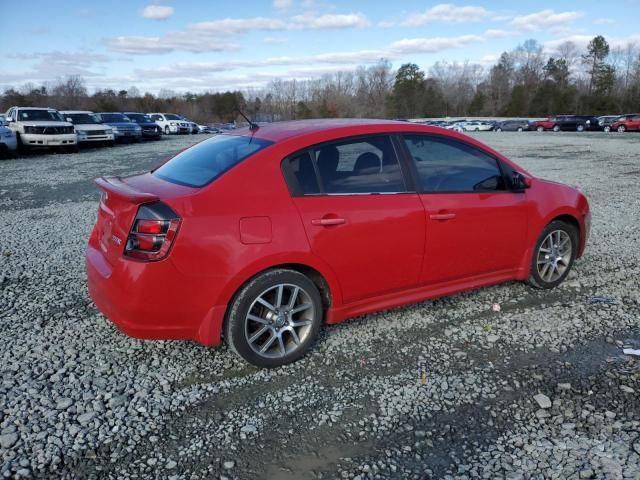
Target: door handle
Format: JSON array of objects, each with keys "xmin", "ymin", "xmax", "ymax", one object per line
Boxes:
[
  {"xmin": 311, "ymin": 217, "xmax": 346, "ymax": 226},
  {"xmin": 430, "ymin": 213, "xmax": 456, "ymax": 221}
]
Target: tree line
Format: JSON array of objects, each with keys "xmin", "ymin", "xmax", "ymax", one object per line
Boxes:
[{"xmin": 2, "ymin": 35, "xmax": 639, "ymax": 123}]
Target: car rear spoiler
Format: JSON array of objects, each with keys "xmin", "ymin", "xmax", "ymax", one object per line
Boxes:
[{"xmin": 95, "ymin": 176, "xmax": 159, "ymax": 203}]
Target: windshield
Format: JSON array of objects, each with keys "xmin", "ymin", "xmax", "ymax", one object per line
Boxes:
[
  {"xmin": 154, "ymin": 135, "xmax": 273, "ymax": 188},
  {"xmin": 126, "ymin": 114, "xmax": 152, "ymax": 123},
  {"xmin": 99, "ymin": 113, "xmax": 130, "ymax": 123},
  {"xmin": 66, "ymin": 113, "xmax": 100, "ymax": 125},
  {"xmin": 18, "ymin": 109, "xmax": 63, "ymax": 122},
  {"xmin": 164, "ymin": 114, "xmax": 181, "ymax": 120}
]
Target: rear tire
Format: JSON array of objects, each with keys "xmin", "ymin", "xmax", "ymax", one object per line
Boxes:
[
  {"xmin": 618, "ymin": 125, "xmax": 626, "ymax": 133},
  {"xmin": 164, "ymin": 126, "xmax": 170, "ymax": 135},
  {"xmin": 577, "ymin": 124, "xmax": 585, "ymax": 132},
  {"xmin": 496, "ymin": 128, "xmax": 502, "ymax": 132},
  {"xmin": 225, "ymin": 269, "xmax": 323, "ymax": 368},
  {"xmin": 553, "ymin": 125, "xmax": 560, "ymax": 132},
  {"xmin": 604, "ymin": 126, "xmax": 611, "ymax": 132},
  {"xmin": 528, "ymin": 220, "xmax": 578, "ymax": 289},
  {"xmin": 517, "ymin": 127, "xmax": 523, "ymax": 132},
  {"xmin": 536, "ymin": 126, "xmax": 544, "ymax": 132}
]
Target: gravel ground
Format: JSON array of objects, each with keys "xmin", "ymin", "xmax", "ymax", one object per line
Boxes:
[{"xmin": 1, "ymin": 132, "xmax": 639, "ymax": 479}]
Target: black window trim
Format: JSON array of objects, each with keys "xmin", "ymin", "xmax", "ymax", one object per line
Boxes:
[
  {"xmin": 395, "ymin": 132, "xmax": 518, "ymax": 195},
  {"xmin": 281, "ymin": 132, "xmax": 416, "ymax": 197}
]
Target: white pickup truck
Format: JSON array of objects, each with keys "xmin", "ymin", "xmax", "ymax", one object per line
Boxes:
[{"xmin": 5, "ymin": 107, "xmax": 77, "ymax": 152}]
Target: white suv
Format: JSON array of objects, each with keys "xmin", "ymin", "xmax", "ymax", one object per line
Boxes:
[
  {"xmin": 149, "ymin": 113, "xmax": 190, "ymax": 135},
  {"xmin": 5, "ymin": 107, "xmax": 77, "ymax": 152},
  {"xmin": 61, "ymin": 111, "xmax": 115, "ymax": 146}
]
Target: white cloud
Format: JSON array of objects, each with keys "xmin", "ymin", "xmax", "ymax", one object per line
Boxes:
[
  {"xmin": 593, "ymin": 18, "xmax": 615, "ymax": 25},
  {"xmin": 107, "ymin": 13, "xmax": 370, "ymax": 54},
  {"xmin": 106, "ymin": 35, "xmax": 240, "ymax": 54},
  {"xmin": 273, "ymin": 0, "xmax": 292, "ymax": 10},
  {"xmin": 389, "ymin": 34, "xmax": 482, "ymax": 54},
  {"xmin": 190, "ymin": 17, "xmax": 287, "ymax": 35},
  {"xmin": 405, "ymin": 4, "xmax": 488, "ymax": 26},
  {"xmin": 141, "ymin": 5, "xmax": 175, "ymax": 20},
  {"xmin": 511, "ymin": 10, "xmax": 582, "ymax": 32},
  {"xmin": 291, "ymin": 13, "xmax": 369, "ymax": 29}
]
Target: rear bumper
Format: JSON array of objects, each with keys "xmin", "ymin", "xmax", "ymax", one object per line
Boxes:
[{"xmin": 85, "ymin": 244, "xmax": 225, "ymax": 346}]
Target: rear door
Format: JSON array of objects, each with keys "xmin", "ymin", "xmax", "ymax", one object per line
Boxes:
[
  {"xmin": 630, "ymin": 115, "xmax": 640, "ymax": 130},
  {"xmin": 400, "ymin": 134, "xmax": 528, "ymax": 285},
  {"xmin": 283, "ymin": 134, "xmax": 426, "ymax": 303}
]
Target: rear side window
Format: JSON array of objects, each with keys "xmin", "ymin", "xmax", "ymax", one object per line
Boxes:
[
  {"xmin": 403, "ymin": 134, "xmax": 506, "ymax": 193},
  {"xmin": 284, "ymin": 135, "xmax": 406, "ymax": 195},
  {"xmin": 154, "ymin": 135, "xmax": 273, "ymax": 187}
]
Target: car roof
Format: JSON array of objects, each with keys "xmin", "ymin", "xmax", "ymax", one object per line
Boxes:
[
  {"xmin": 60, "ymin": 110, "xmax": 94, "ymax": 114},
  {"xmin": 16, "ymin": 106, "xmax": 58, "ymax": 111},
  {"xmin": 240, "ymin": 118, "xmax": 432, "ymax": 142}
]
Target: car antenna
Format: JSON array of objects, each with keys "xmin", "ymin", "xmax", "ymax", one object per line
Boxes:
[{"xmin": 235, "ymin": 107, "xmax": 259, "ymax": 131}]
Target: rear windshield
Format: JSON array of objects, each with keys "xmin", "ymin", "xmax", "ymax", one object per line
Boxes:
[{"xmin": 153, "ymin": 134, "xmax": 273, "ymax": 187}]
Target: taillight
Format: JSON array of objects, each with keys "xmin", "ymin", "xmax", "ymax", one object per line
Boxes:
[{"xmin": 124, "ymin": 202, "xmax": 180, "ymax": 261}]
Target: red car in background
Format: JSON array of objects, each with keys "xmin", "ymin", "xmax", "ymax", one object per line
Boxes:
[
  {"xmin": 609, "ymin": 114, "xmax": 640, "ymax": 132},
  {"xmin": 86, "ymin": 119, "xmax": 590, "ymax": 367},
  {"xmin": 533, "ymin": 117, "xmax": 560, "ymax": 132}
]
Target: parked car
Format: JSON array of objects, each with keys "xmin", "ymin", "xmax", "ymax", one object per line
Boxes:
[
  {"xmin": 96, "ymin": 113, "xmax": 142, "ymax": 142},
  {"xmin": 0, "ymin": 124, "xmax": 17, "ymax": 158},
  {"xmin": 87, "ymin": 119, "xmax": 590, "ymax": 367},
  {"xmin": 178, "ymin": 116, "xmax": 199, "ymax": 134},
  {"xmin": 149, "ymin": 113, "xmax": 190, "ymax": 135},
  {"xmin": 61, "ymin": 111, "xmax": 115, "ymax": 147},
  {"xmin": 495, "ymin": 120, "xmax": 530, "ymax": 132},
  {"xmin": 609, "ymin": 114, "xmax": 640, "ymax": 132},
  {"xmin": 123, "ymin": 112, "xmax": 162, "ymax": 140},
  {"xmin": 198, "ymin": 125, "xmax": 222, "ymax": 134},
  {"xmin": 532, "ymin": 115, "xmax": 597, "ymax": 132},
  {"xmin": 4, "ymin": 107, "xmax": 77, "ymax": 152},
  {"xmin": 596, "ymin": 115, "xmax": 620, "ymax": 132},
  {"xmin": 463, "ymin": 121, "xmax": 494, "ymax": 132}
]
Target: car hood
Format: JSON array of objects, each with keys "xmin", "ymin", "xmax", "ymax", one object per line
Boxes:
[
  {"xmin": 18, "ymin": 120, "xmax": 73, "ymax": 127},
  {"xmin": 135, "ymin": 122, "xmax": 159, "ymax": 128},
  {"xmin": 73, "ymin": 123, "xmax": 111, "ymax": 131}
]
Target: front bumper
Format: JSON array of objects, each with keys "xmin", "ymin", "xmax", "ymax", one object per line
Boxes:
[
  {"xmin": 78, "ymin": 133, "xmax": 115, "ymax": 143},
  {"xmin": 21, "ymin": 133, "xmax": 76, "ymax": 147},
  {"xmin": 113, "ymin": 130, "xmax": 142, "ymax": 140},
  {"xmin": 86, "ymin": 244, "xmax": 225, "ymax": 346},
  {"xmin": 141, "ymin": 129, "xmax": 161, "ymax": 139}
]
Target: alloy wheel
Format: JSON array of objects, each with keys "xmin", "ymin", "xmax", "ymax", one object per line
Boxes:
[
  {"xmin": 244, "ymin": 283, "xmax": 315, "ymax": 359},
  {"xmin": 536, "ymin": 230, "xmax": 572, "ymax": 283}
]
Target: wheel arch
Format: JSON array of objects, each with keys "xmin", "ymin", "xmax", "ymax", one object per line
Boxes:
[{"xmin": 215, "ymin": 258, "xmax": 341, "ymax": 342}]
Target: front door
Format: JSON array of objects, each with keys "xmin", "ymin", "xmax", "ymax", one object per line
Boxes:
[{"xmin": 401, "ymin": 134, "xmax": 528, "ymax": 285}]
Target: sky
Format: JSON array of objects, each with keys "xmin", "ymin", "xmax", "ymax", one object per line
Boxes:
[{"xmin": 2, "ymin": 0, "xmax": 639, "ymax": 95}]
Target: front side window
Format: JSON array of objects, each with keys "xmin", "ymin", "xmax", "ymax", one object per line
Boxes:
[
  {"xmin": 287, "ymin": 135, "xmax": 406, "ymax": 195},
  {"xmin": 154, "ymin": 134, "xmax": 273, "ymax": 188},
  {"xmin": 403, "ymin": 134, "xmax": 506, "ymax": 193}
]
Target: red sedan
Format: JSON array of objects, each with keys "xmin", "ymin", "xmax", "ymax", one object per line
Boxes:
[
  {"xmin": 610, "ymin": 114, "xmax": 640, "ymax": 132},
  {"xmin": 86, "ymin": 119, "xmax": 590, "ymax": 367}
]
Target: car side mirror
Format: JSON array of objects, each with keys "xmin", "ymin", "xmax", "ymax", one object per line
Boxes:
[{"xmin": 512, "ymin": 172, "xmax": 531, "ymax": 191}]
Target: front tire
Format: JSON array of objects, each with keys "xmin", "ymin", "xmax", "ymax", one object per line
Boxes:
[
  {"xmin": 225, "ymin": 269, "xmax": 323, "ymax": 367},
  {"xmin": 528, "ymin": 220, "xmax": 578, "ymax": 289},
  {"xmin": 553, "ymin": 125, "xmax": 560, "ymax": 132},
  {"xmin": 604, "ymin": 126, "xmax": 611, "ymax": 132},
  {"xmin": 618, "ymin": 125, "xmax": 626, "ymax": 133},
  {"xmin": 164, "ymin": 126, "xmax": 170, "ymax": 135},
  {"xmin": 577, "ymin": 124, "xmax": 585, "ymax": 132},
  {"xmin": 536, "ymin": 126, "xmax": 544, "ymax": 132},
  {"xmin": 517, "ymin": 127, "xmax": 523, "ymax": 132}
]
